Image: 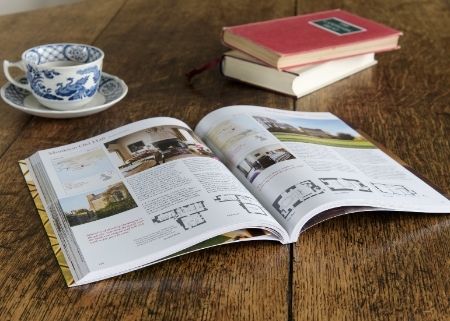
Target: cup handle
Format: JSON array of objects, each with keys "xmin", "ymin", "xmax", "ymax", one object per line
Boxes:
[{"xmin": 3, "ymin": 60, "xmax": 31, "ymax": 91}]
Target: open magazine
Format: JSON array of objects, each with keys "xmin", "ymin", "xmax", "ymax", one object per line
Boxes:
[{"xmin": 22, "ymin": 106, "xmax": 450, "ymax": 286}]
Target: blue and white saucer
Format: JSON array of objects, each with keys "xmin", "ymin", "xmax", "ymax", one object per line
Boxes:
[{"xmin": 0, "ymin": 72, "xmax": 127, "ymax": 118}]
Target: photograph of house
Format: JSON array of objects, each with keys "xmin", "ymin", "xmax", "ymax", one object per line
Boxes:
[
  {"xmin": 104, "ymin": 125, "xmax": 215, "ymax": 177},
  {"xmin": 60, "ymin": 182, "xmax": 138, "ymax": 227},
  {"xmin": 237, "ymin": 145, "xmax": 296, "ymax": 183},
  {"xmin": 253, "ymin": 115, "xmax": 375, "ymax": 148},
  {"xmin": 253, "ymin": 116, "xmax": 302, "ymax": 134}
]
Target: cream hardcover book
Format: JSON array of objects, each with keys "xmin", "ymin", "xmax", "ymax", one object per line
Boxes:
[{"xmin": 222, "ymin": 50, "xmax": 377, "ymax": 97}]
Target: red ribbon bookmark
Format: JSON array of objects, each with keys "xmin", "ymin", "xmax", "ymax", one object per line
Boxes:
[{"xmin": 185, "ymin": 57, "xmax": 221, "ymax": 83}]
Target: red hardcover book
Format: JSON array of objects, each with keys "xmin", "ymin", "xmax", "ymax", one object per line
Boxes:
[{"xmin": 222, "ymin": 9, "xmax": 402, "ymax": 69}]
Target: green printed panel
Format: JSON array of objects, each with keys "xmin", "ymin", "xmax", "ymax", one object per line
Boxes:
[{"xmin": 311, "ymin": 18, "xmax": 364, "ymax": 35}]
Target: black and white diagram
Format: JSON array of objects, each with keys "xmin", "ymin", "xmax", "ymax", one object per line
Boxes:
[
  {"xmin": 372, "ymin": 183, "xmax": 417, "ymax": 196},
  {"xmin": 272, "ymin": 180, "xmax": 324, "ymax": 219},
  {"xmin": 152, "ymin": 201, "xmax": 208, "ymax": 230},
  {"xmin": 51, "ymin": 148, "xmax": 119, "ymax": 192},
  {"xmin": 254, "ymin": 135, "xmax": 268, "ymax": 142},
  {"xmin": 319, "ymin": 177, "xmax": 372, "ymax": 192},
  {"xmin": 214, "ymin": 194, "xmax": 267, "ymax": 215}
]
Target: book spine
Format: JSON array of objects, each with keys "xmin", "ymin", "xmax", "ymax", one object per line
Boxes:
[{"xmin": 18, "ymin": 160, "xmax": 76, "ymax": 287}]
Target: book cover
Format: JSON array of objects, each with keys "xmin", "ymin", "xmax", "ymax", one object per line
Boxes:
[
  {"xmin": 223, "ymin": 9, "xmax": 402, "ymax": 68},
  {"xmin": 221, "ymin": 51, "xmax": 377, "ymax": 97}
]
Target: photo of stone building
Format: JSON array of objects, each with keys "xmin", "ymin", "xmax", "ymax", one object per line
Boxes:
[
  {"xmin": 254, "ymin": 115, "xmax": 334, "ymax": 138},
  {"xmin": 253, "ymin": 115, "xmax": 374, "ymax": 148},
  {"xmin": 86, "ymin": 183, "xmax": 130, "ymax": 211},
  {"xmin": 61, "ymin": 182, "xmax": 138, "ymax": 227}
]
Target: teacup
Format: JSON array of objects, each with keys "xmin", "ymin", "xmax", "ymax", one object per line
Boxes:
[{"xmin": 3, "ymin": 43, "xmax": 104, "ymax": 110}]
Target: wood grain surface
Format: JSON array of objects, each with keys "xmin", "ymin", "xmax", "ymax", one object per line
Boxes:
[
  {"xmin": 0, "ymin": 0, "xmax": 127, "ymax": 155},
  {"xmin": 294, "ymin": 1, "xmax": 450, "ymax": 321},
  {"xmin": 0, "ymin": 0, "xmax": 448, "ymax": 320}
]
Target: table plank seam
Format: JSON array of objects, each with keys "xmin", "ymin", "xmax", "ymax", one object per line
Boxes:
[
  {"xmin": 90, "ymin": 0, "xmax": 130, "ymax": 45},
  {"xmin": 288, "ymin": 243, "xmax": 294, "ymax": 321},
  {"xmin": 0, "ymin": 117, "xmax": 33, "ymax": 160}
]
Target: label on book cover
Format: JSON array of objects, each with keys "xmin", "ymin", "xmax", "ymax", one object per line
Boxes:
[{"xmin": 309, "ymin": 17, "xmax": 366, "ymax": 36}]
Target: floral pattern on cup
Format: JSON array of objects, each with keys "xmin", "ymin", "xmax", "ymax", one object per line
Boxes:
[
  {"xmin": 3, "ymin": 73, "xmax": 125, "ymax": 108},
  {"xmin": 3, "ymin": 43, "xmax": 104, "ymax": 110},
  {"xmin": 23, "ymin": 44, "xmax": 102, "ymax": 65},
  {"xmin": 63, "ymin": 45, "xmax": 90, "ymax": 63},
  {"xmin": 26, "ymin": 65, "xmax": 101, "ymax": 101}
]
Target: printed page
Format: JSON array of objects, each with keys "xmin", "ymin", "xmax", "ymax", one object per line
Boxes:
[
  {"xmin": 29, "ymin": 117, "xmax": 287, "ymax": 283},
  {"xmin": 195, "ymin": 106, "xmax": 450, "ymax": 240}
]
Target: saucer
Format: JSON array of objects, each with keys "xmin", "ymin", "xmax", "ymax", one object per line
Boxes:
[{"xmin": 0, "ymin": 72, "xmax": 127, "ymax": 118}]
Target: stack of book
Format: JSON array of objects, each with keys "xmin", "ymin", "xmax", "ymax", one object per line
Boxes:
[{"xmin": 220, "ymin": 9, "xmax": 402, "ymax": 97}]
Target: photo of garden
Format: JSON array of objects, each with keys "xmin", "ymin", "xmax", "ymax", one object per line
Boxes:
[
  {"xmin": 253, "ymin": 115, "xmax": 375, "ymax": 148},
  {"xmin": 60, "ymin": 182, "xmax": 138, "ymax": 227}
]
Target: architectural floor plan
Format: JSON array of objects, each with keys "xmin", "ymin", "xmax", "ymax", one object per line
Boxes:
[
  {"xmin": 319, "ymin": 177, "xmax": 372, "ymax": 192},
  {"xmin": 214, "ymin": 194, "xmax": 267, "ymax": 215},
  {"xmin": 372, "ymin": 183, "xmax": 417, "ymax": 196},
  {"xmin": 272, "ymin": 180, "xmax": 324, "ymax": 219},
  {"xmin": 152, "ymin": 201, "xmax": 208, "ymax": 230}
]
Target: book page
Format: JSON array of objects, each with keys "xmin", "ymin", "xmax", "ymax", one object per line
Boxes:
[
  {"xmin": 196, "ymin": 106, "xmax": 450, "ymax": 241},
  {"xmin": 28, "ymin": 117, "xmax": 287, "ymax": 283}
]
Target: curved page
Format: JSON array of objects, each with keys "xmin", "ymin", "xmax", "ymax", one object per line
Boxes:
[
  {"xmin": 26, "ymin": 117, "xmax": 287, "ymax": 285},
  {"xmin": 196, "ymin": 106, "xmax": 450, "ymax": 241}
]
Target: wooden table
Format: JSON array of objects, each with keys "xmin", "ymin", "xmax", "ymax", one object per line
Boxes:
[{"xmin": 0, "ymin": 1, "xmax": 449, "ymax": 320}]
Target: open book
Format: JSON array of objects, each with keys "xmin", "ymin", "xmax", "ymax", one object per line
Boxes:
[{"xmin": 22, "ymin": 106, "xmax": 450, "ymax": 286}]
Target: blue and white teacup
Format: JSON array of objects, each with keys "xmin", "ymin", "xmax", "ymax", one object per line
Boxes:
[{"xmin": 3, "ymin": 43, "xmax": 104, "ymax": 110}]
